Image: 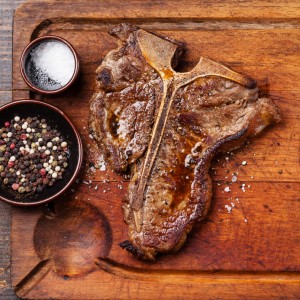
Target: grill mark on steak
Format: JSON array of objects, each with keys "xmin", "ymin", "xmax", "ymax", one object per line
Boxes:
[{"xmin": 89, "ymin": 24, "xmax": 281, "ymax": 260}]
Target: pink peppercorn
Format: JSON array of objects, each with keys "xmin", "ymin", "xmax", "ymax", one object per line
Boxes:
[
  {"xmin": 20, "ymin": 134, "xmax": 27, "ymax": 140},
  {"xmin": 39, "ymin": 168, "xmax": 47, "ymax": 176},
  {"xmin": 8, "ymin": 161, "xmax": 15, "ymax": 168},
  {"xmin": 4, "ymin": 121, "xmax": 10, "ymax": 128},
  {"xmin": 12, "ymin": 183, "xmax": 19, "ymax": 191},
  {"xmin": 10, "ymin": 143, "xmax": 15, "ymax": 150}
]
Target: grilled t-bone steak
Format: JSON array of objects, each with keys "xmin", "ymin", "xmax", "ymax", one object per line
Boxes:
[{"xmin": 89, "ymin": 24, "xmax": 280, "ymax": 260}]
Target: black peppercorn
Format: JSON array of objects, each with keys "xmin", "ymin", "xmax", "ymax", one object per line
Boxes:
[{"xmin": 36, "ymin": 186, "xmax": 43, "ymax": 193}]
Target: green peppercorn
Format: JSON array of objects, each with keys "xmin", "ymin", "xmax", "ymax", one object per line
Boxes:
[
  {"xmin": 51, "ymin": 161, "xmax": 58, "ymax": 167},
  {"xmin": 18, "ymin": 186, "xmax": 25, "ymax": 193}
]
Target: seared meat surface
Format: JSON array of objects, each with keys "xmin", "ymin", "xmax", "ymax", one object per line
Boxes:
[
  {"xmin": 89, "ymin": 24, "xmax": 181, "ymax": 172},
  {"xmin": 89, "ymin": 24, "xmax": 280, "ymax": 260}
]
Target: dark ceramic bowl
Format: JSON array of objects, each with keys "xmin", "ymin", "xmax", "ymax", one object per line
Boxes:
[
  {"xmin": 20, "ymin": 35, "xmax": 80, "ymax": 95},
  {"xmin": 0, "ymin": 100, "xmax": 83, "ymax": 206}
]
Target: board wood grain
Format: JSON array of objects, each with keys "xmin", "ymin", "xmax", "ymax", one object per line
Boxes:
[
  {"xmin": 11, "ymin": 0, "xmax": 300, "ymax": 299},
  {"xmin": 0, "ymin": 1, "xmax": 27, "ymax": 298}
]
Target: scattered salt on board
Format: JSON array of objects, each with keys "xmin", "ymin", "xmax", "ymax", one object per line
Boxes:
[
  {"xmin": 224, "ymin": 186, "xmax": 231, "ymax": 193},
  {"xmin": 225, "ymin": 205, "xmax": 232, "ymax": 213}
]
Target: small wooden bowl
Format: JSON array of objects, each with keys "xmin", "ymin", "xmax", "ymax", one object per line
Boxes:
[
  {"xmin": 20, "ymin": 36, "xmax": 80, "ymax": 95},
  {"xmin": 0, "ymin": 100, "xmax": 83, "ymax": 206}
]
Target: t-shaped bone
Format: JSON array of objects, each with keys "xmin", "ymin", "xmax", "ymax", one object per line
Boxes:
[{"xmin": 131, "ymin": 29, "xmax": 254, "ymax": 219}]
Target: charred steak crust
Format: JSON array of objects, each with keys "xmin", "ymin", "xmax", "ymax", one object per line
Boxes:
[
  {"xmin": 89, "ymin": 23, "xmax": 281, "ymax": 260},
  {"xmin": 89, "ymin": 24, "xmax": 182, "ymax": 172}
]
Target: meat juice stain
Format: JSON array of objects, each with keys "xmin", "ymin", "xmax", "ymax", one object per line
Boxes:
[
  {"xmin": 108, "ymin": 112, "xmax": 119, "ymax": 138},
  {"xmin": 162, "ymin": 120, "xmax": 202, "ymax": 210},
  {"xmin": 161, "ymin": 68, "xmax": 174, "ymax": 80},
  {"xmin": 165, "ymin": 150, "xmax": 196, "ymax": 210},
  {"xmin": 169, "ymin": 173, "xmax": 193, "ymax": 209}
]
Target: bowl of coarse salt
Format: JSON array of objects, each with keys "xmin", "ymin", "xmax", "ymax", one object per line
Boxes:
[{"xmin": 20, "ymin": 36, "xmax": 79, "ymax": 94}]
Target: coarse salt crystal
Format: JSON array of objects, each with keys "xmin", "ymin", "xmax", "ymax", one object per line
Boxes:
[
  {"xmin": 224, "ymin": 186, "xmax": 231, "ymax": 193},
  {"xmin": 225, "ymin": 205, "xmax": 232, "ymax": 213},
  {"xmin": 232, "ymin": 175, "xmax": 238, "ymax": 182},
  {"xmin": 99, "ymin": 162, "xmax": 106, "ymax": 171},
  {"xmin": 241, "ymin": 184, "xmax": 246, "ymax": 192},
  {"xmin": 241, "ymin": 161, "xmax": 247, "ymax": 166}
]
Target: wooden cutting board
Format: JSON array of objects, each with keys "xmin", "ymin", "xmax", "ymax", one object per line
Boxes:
[{"xmin": 11, "ymin": 1, "xmax": 300, "ymax": 299}]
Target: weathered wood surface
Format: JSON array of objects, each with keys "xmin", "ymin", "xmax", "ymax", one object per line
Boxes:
[
  {"xmin": 9, "ymin": 0, "xmax": 300, "ymax": 299},
  {"xmin": 0, "ymin": 1, "xmax": 26, "ymax": 299}
]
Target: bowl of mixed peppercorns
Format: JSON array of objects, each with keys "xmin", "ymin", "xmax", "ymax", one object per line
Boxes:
[{"xmin": 0, "ymin": 100, "xmax": 83, "ymax": 206}]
